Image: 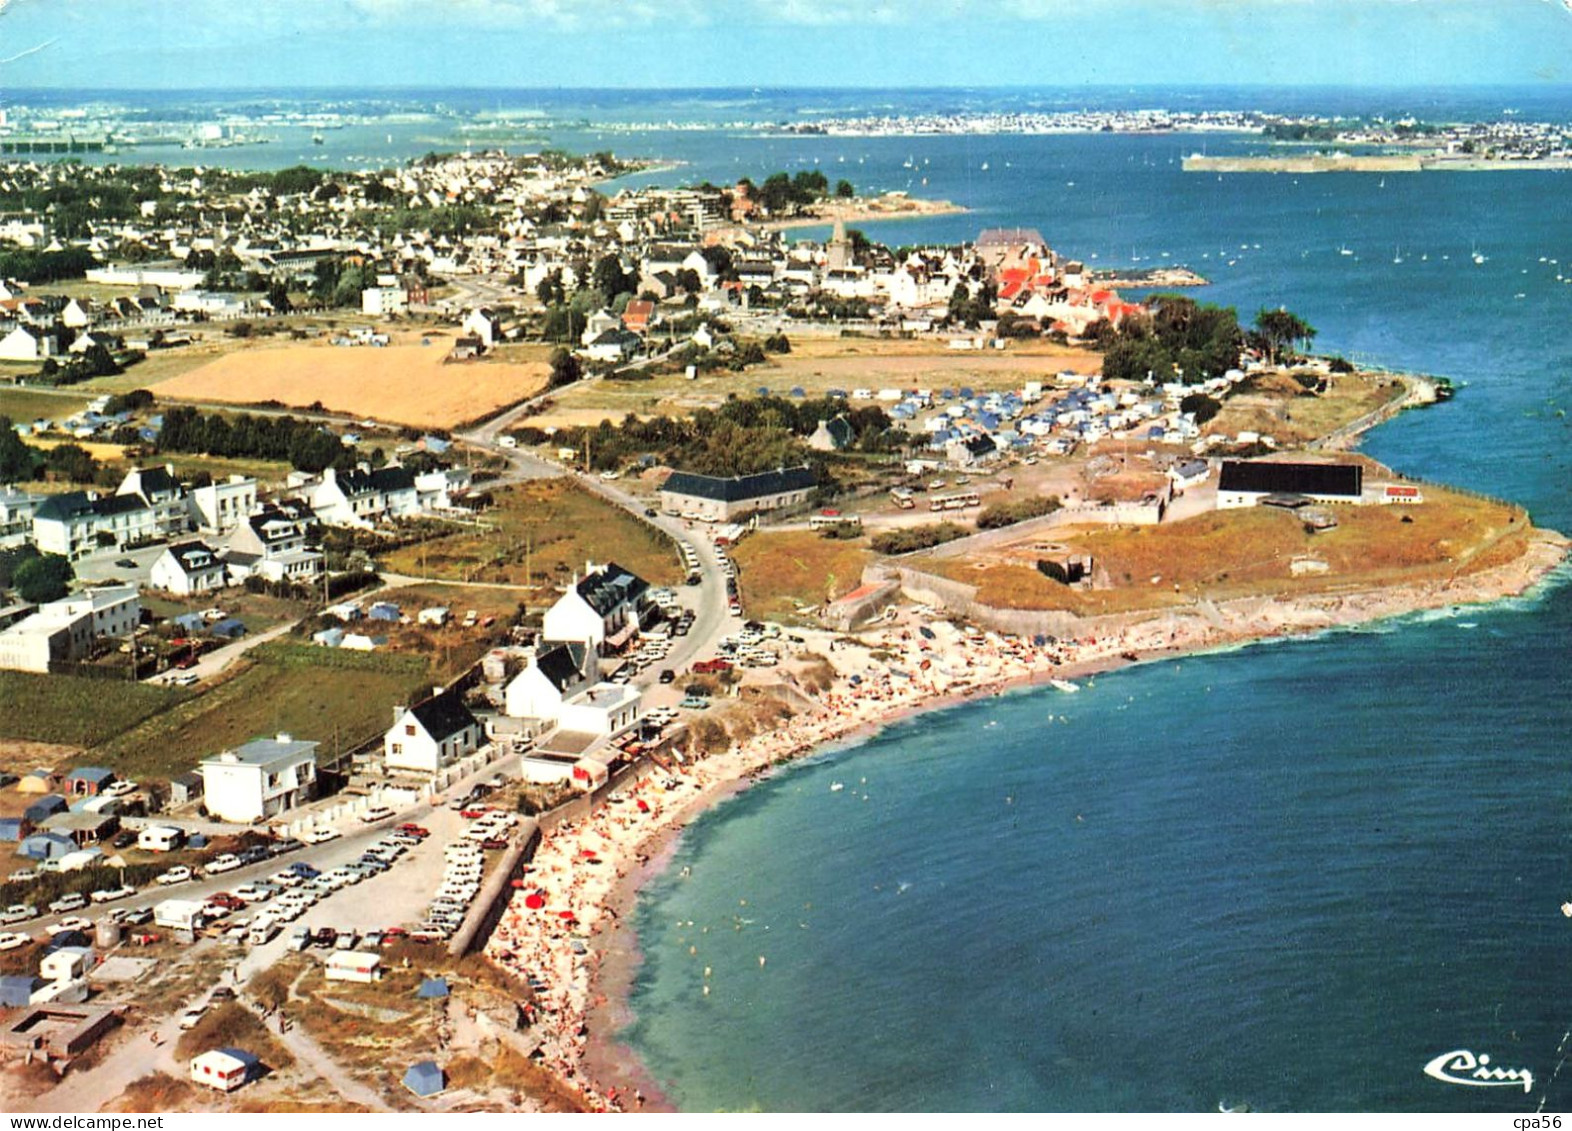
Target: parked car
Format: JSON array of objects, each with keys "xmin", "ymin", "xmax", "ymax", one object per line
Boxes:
[
  {"xmin": 289, "ymin": 862, "xmax": 320, "ymax": 880},
  {"xmin": 206, "ymin": 892, "xmax": 246, "ymax": 912},
  {"xmin": 119, "ymin": 906, "xmax": 154, "ymax": 926},
  {"xmin": 0, "ymin": 904, "xmax": 36, "ymax": 925},
  {"xmin": 233, "ymin": 884, "xmax": 272, "ymax": 903},
  {"xmin": 47, "ymin": 893, "xmax": 89, "ymax": 915},
  {"xmin": 301, "ymin": 827, "xmax": 340, "ymax": 845},
  {"xmin": 288, "ymin": 926, "xmax": 312, "ymax": 952},
  {"xmin": 313, "ymin": 926, "xmax": 339, "ymax": 948},
  {"xmin": 206, "ymin": 854, "xmax": 243, "ymax": 874},
  {"xmin": 360, "ymin": 806, "xmax": 394, "ymax": 824},
  {"xmin": 103, "ymin": 779, "xmax": 139, "ymax": 799},
  {"xmin": 237, "ymin": 846, "xmax": 271, "ymax": 866},
  {"xmin": 178, "ymin": 1006, "xmax": 208, "ymax": 1031},
  {"xmin": 90, "ymin": 885, "xmax": 136, "ymax": 904},
  {"xmin": 112, "ymin": 830, "xmax": 139, "ymax": 849},
  {"xmin": 0, "ymin": 931, "xmax": 29, "ymax": 951}
]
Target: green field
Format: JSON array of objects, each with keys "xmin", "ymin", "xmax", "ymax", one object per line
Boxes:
[
  {"xmin": 0, "ymin": 671, "xmax": 188, "ymax": 750},
  {"xmin": 0, "ymin": 386, "xmax": 91, "ymax": 424},
  {"xmin": 378, "ymin": 478, "xmax": 682, "ymax": 590},
  {"xmin": 96, "ymin": 645, "xmax": 437, "ymax": 779}
]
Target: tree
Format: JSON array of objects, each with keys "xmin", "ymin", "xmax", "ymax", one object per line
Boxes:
[
  {"xmin": 0, "ymin": 416, "xmax": 41, "ymax": 483},
  {"xmin": 44, "ymin": 443, "xmax": 99, "ymax": 483},
  {"xmin": 1180, "ymin": 392, "xmax": 1223, "ymax": 425},
  {"xmin": 266, "ymin": 280, "xmax": 293, "ymax": 314},
  {"xmin": 1253, "ymin": 307, "xmax": 1317, "ymax": 365},
  {"xmin": 14, "ymin": 553, "xmax": 73, "ymax": 603},
  {"xmin": 548, "ymin": 348, "xmax": 583, "ymax": 389},
  {"xmin": 835, "ymin": 179, "xmax": 855, "ymax": 199}
]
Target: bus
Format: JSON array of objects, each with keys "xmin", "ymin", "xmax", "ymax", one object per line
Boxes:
[
  {"xmin": 809, "ymin": 511, "xmax": 863, "ymax": 532},
  {"xmin": 929, "ymin": 491, "xmax": 981, "ymax": 512}
]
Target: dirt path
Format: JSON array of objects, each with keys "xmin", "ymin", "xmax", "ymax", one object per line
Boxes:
[
  {"xmin": 266, "ymin": 1005, "xmax": 392, "ymax": 1112},
  {"xmin": 21, "ymin": 1016, "xmax": 182, "ymax": 1113}
]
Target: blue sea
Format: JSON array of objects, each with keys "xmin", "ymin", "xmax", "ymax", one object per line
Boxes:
[{"xmin": 26, "ymin": 84, "xmax": 1572, "ymax": 1111}]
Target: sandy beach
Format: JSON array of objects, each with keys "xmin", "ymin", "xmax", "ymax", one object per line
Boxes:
[{"xmin": 482, "ymin": 524, "xmax": 1568, "ymax": 1112}]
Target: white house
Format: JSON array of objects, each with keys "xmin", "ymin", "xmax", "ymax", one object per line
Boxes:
[
  {"xmin": 117, "ymin": 465, "xmax": 189, "ymax": 540},
  {"xmin": 542, "ymin": 562, "xmax": 650, "ymax": 653},
  {"xmin": 384, "ymin": 687, "xmax": 483, "ymax": 775},
  {"xmin": 199, "ymin": 734, "xmax": 319, "ymax": 824},
  {"xmin": 187, "ymin": 475, "xmax": 257, "ymax": 533},
  {"xmin": 32, "ymin": 490, "xmax": 158, "ymax": 559},
  {"xmin": 295, "ymin": 465, "xmax": 418, "ymax": 528},
  {"xmin": 0, "ymin": 325, "xmax": 61, "ymax": 361},
  {"xmin": 462, "ymin": 307, "xmax": 501, "ymax": 349},
  {"xmin": 361, "ymin": 286, "xmax": 408, "ymax": 317},
  {"xmin": 0, "ymin": 586, "xmax": 141, "ymax": 673},
  {"xmin": 222, "ymin": 507, "xmax": 322, "ymax": 585},
  {"xmin": 558, "ymin": 682, "xmax": 642, "ymax": 739},
  {"xmin": 150, "ymin": 540, "xmax": 226, "ymax": 595},
  {"xmin": 503, "ymin": 641, "xmax": 598, "ymax": 723}
]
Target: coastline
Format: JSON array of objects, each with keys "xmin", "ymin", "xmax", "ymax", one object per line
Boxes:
[
  {"xmin": 760, "ymin": 195, "xmax": 968, "ymax": 231},
  {"xmin": 497, "ymin": 520, "xmax": 1569, "ymax": 1112}
]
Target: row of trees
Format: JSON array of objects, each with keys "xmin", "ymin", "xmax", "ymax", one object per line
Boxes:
[
  {"xmin": 744, "ymin": 170, "xmax": 854, "ymax": 215},
  {"xmin": 1094, "ymin": 297, "xmax": 1316, "ymax": 385},
  {"xmin": 156, "ymin": 406, "xmax": 352, "ymax": 473},
  {"xmin": 512, "ymin": 396, "xmax": 902, "ymax": 478},
  {"xmin": 0, "ymin": 417, "xmax": 111, "ymax": 486}
]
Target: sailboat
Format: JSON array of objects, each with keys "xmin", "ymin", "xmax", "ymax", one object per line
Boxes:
[{"xmin": 1393, "ymin": 246, "xmax": 1403, "ymax": 264}]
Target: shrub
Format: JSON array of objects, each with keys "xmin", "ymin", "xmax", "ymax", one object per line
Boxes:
[{"xmin": 976, "ymin": 495, "xmax": 1061, "ymax": 530}]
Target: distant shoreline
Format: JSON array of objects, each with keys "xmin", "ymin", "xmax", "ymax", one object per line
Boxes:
[{"xmin": 1184, "ymin": 153, "xmax": 1572, "ymax": 174}]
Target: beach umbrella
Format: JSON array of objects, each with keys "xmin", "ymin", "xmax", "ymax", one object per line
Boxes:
[
  {"xmin": 581, "ymin": 849, "xmax": 597, "ymax": 858},
  {"xmin": 558, "ymin": 911, "xmax": 576, "ymax": 921},
  {"xmin": 637, "ymin": 799, "xmax": 650, "ymax": 812},
  {"xmin": 524, "ymin": 893, "xmax": 545, "ymax": 909}
]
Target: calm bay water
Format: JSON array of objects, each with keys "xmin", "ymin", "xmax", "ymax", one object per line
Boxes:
[
  {"xmin": 31, "ymin": 84, "xmax": 1572, "ymax": 1111},
  {"xmin": 591, "ymin": 90, "xmax": 1572, "ymax": 1112}
]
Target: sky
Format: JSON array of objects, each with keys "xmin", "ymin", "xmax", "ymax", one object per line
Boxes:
[{"xmin": 2, "ymin": 0, "xmax": 1572, "ymax": 89}]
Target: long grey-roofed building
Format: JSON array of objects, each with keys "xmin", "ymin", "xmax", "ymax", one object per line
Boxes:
[{"xmin": 660, "ymin": 465, "xmax": 818, "ymax": 522}]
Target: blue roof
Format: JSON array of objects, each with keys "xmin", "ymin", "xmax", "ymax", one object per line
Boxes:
[
  {"xmin": 174, "ymin": 612, "xmax": 205, "ymax": 631},
  {"xmin": 0, "ymin": 975, "xmax": 43, "ymax": 1007},
  {"xmin": 404, "ymin": 1061, "xmax": 446, "ymax": 1096},
  {"xmin": 20, "ymin": 832, "xmax": 75, "ymax": 858},
  {"xmin": 24, "ymin": 796, "xmax": 68, "ymax": 823},
  {"xmin": 218, "ymin": 1047, "xmax": 261, "ymax": 1070},
  {"xmin": 211, "ymin": 618, "xmax": 246, "ymax": 637},
  {"xmin": 416, "ymin": 977, "xmax": 449, "ymax": 999},
  {"xmin": 68, "ymin": 767, "xmax": 115, "ymax": 785},
  {"xmin": 0, "ymin": 818, "xmax": 23, "ymax": 841}
]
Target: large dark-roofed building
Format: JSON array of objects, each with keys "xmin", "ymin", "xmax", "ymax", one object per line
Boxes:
[
  {"xmin": 1217, "ymin": 460, "xmax": 1364, "ymax": 508},
  {"xmin": 660, "ymin": 466, "xmax": 817, "ymax": 523}
]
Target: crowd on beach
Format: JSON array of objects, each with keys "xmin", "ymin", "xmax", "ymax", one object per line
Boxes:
[{"xmin": 480, "ymin": 527, "xmax": 1569, "ymax": 1110}]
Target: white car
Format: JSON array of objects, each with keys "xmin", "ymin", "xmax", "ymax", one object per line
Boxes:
[
  {"xmin": 233, "ymin": 884, "xmax": 273, "ymax": 903},
  {"xmin": 206, "ymin": 854, "xmax": 243, "ymax": 874},
  {"xmin": 360, "ymin": 806, "xmax": 394, "ymax": 824},
  {"xmin": 156, "ymin": 866, "xmax": 193, "ymax": 886},
  {"xmin": 47, "ymin": 893, "xmax": 88, "ymax": 915},
  {"xmin": 269, "ymin": 869, "xmax": 303, "ymax": 888},
  {"xmin": 0, "ymin": 903, "xmax": 38, "ymax": 924},
  {"xmin": 178, "ymin": 1005, "xmax": 208, "ymax": 1031},
  {"xmin": 0, "ymin": 931, "xmax": 29, "ymax": 951},
  {"xmin": 49, "ymin": 916, "xmax": 92, "ymax": 935},
  {"xmin": 103, "ymin": 779, "xmax": 139, "ymax": 798},
  {"xmin": 89, "ymin": 885, "xmax": 136, "ymax": 904},
  {"xmin": 301, "ymin": 827, "xmax": 341, "ymax": 845}
]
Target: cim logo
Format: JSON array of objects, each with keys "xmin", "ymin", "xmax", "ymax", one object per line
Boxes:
[{"xmin": 1424, "ymin": 1049, "xmax": 1534, "ymax": 1093}]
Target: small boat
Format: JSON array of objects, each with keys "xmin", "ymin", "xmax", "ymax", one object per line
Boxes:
[
  {"xmin": 1050, "ymin": 679, "xmax": 1080, "ymax": 694},
  {"xmin": 830, "ymin": 782, "xmax": 844, "ymax": 792}
]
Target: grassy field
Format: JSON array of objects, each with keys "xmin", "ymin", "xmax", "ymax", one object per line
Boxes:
[
  {"xmin": 148, "ymin": 332, "xmax": 551, "ymax": 429},
  {"xmin": 530, "ymin": 336, "xmax": 1103, "ymax": 428},
  {"xmin": 731, "ymin": 529, "xmax": 874, "ymax": 622},
  {"xmin": 0, "ymin": 386, "xmax": 91, "ymax": 423},
  {"xmin": 95, "ymin": 648, "xmax": 437, "ymax": 779},
  {"xmin": 0, "ymin": 671, "xmax": 187, "ymax": 751},
  {"xmin": 378, "ymin": 479, "xmax": 682, "ymax": 590},
  {"xmin": 1207, "ymin": 370, "xmax": 1409, "ymax": 446},
  {"xmin": 928, "ymin": 484, "xmax": 1526, "ymax": 615}
]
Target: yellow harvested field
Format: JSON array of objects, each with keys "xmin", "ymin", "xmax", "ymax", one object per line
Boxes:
[{"xmin": 149, "ymin": 338, "xmax": 551, "ymax": 429}]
